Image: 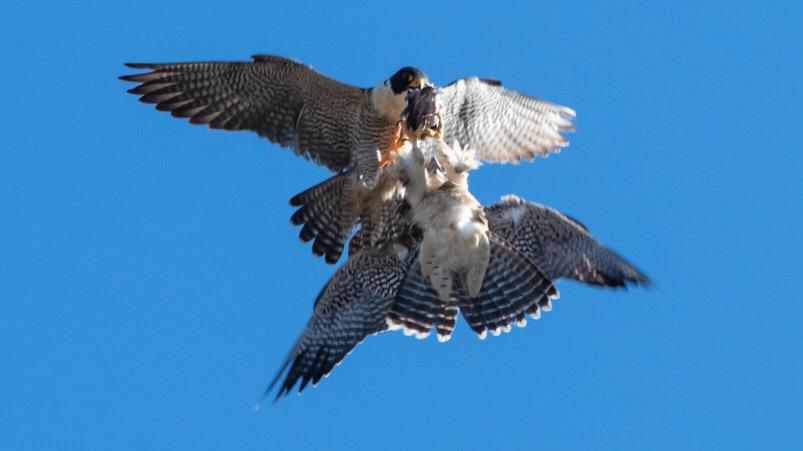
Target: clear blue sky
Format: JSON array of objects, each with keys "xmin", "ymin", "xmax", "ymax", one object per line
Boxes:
[{"xmin": 2, "ymin": 1, "xmax": 801, "ymax": 449}]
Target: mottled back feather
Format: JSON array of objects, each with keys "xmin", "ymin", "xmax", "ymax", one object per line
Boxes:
[{"xmin": 485, "ymin": 195, "xmax": 650, "ymax": 287}]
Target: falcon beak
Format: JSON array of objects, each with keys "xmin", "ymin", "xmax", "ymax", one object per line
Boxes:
[{"xmin": 411, "ymin": 77, "xmax": 429, "ymax": 90}]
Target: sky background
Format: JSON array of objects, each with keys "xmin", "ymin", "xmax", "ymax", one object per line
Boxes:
[{"xmin": 2, "ymin": 1, "xmax": 801, "ymax": 449}]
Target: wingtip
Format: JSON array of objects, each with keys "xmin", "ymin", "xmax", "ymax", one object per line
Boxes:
[
  {"xmin": 634, "ymin": 273, "xmax": 655, "ymax": 289},
  {"xmin": 123, "ymin": 62, "xmax": 154, "ymax": 69}
]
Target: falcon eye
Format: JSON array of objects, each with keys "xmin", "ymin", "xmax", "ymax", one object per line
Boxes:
[{"xmin": 406, "ymin": 72, "xmax": 414, "ymax": 83}]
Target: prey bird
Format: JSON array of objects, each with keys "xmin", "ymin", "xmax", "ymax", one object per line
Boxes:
[{"xmin": 400, "ymin": 138, "xmax": 489, "ymax": 302}]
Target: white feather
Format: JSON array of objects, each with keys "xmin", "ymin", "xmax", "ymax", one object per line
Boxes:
[{"xmin": 371, "ymin": 80, "xmax": 407, "ymax": 121}]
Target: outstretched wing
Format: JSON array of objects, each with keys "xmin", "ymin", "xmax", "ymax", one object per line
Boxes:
[
  {"xmin": 120, "ymin": 55, "xmax": 376, "ymax": 172},
  {"xmin": 266, "ymin": 241, "xmax": 414, "ymax": 399},
  {"xmin": 485, "ymin": 195, "xmax": 650, "ymax": 287},
  {"xmin": 439, "ymin": 77, "xmax": 576, "ymax": 163}
]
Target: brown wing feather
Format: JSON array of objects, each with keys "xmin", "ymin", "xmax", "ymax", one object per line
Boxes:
[{"xmin": 120, "ymin": 55, "xmax": 381, "ymax": 172}]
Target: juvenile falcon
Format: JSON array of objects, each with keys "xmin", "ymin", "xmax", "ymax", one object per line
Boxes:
[
  {"xmin": 401, "ymin": 138, "xmax": 489, "ymax": 303},
  {"xmin": 267, "ymin": 194, "xmax": 649, "ymax": 399}
]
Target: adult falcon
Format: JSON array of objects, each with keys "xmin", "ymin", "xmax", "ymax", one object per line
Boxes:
[
  {"xmin": 120, "ymin": 56, "xmax": 576, "ymax": 263},
  {"xmin": 267, "ymin": 195, "xmax": 649, "ymax": 400}
]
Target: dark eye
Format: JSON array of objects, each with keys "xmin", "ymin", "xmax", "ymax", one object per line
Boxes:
[{"xmin": 406, "ymin": 72, "xmax": 414, "ymax": 83}]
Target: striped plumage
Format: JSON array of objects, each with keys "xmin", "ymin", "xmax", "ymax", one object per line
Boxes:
[
  {"xmin": 120, "ymin": 58, "xmax": 576, "ymax": 264},
  {"xmin": 486, "ymin": 195, "xmax": 651, "ymax": 287},
  {"xmin": 289, "ymin": 168, "xmax": 407, "ymax": 264},
  {"xmin": 388, "ymin": 233, "xmax": 556, "ymax": 341},
  {"xmin": 268, "ymin": 195, "xmax": 647, "ymax": 399},
  {"xmin": 289, "ymin": 174, "xmax": 350, "ymax": 262},
  {"xmin": 120, "ymin": 55, "xmax": 432, "ymax": 264},
  {"xmin": 455, "ymin": 234, "xmax": 558, "ymax": 338},
  {"xmin": 289, "ymin": 79, "xmax": 577, "ymax": 263},
  {"xmin": 266, "ymin": 237, "xmax": 417, "ymax": 399},
  {"xmin": 440, "ymin": 77, "xmax": 576, "ymax": 162},
  {"xmin": 120, "ymin": 55, "xmax": 405, "ymax": 180}
]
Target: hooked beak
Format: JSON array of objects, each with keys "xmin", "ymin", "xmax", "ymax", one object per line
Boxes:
[{"xmin": 411, "ymin": 77, "xmax": 431, "ymax": 90}]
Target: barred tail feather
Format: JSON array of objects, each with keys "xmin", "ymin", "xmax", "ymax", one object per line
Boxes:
[
  {"xmin": 390, "ymin": 258, "xmax": 458, "ymax": 342},
  {"xmin": 458, "ymin": 234, "xmax": 557, "ymax": 338},
  {"xmin": 289, "ymin": 174, "xmax": 352, "ymax": 264}
]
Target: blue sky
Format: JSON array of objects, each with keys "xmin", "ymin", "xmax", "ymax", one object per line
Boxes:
[{"xmin": 2, "ymin": 1, "xmax": 801, "ymax": 449}]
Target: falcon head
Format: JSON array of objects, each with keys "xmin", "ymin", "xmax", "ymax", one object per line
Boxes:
[
  {"xmin": 372, "ymin": 67, "xmax": 430, "ymax": 121},
  {"xmin": 389, "ymin": 67, "xmax": 429, "ymax": 94}
]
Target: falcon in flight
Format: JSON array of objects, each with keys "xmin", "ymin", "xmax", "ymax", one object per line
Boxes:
[
  {"xmin": 268, "ymin": 194, "xmax": 649, "ymax": 399},
  {"xmin": 120, "ymin": 55, "xmax": 576, "ymax": 263}
]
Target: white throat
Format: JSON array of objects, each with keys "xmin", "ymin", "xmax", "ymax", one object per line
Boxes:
[{"xmin": 371, "ymin": 81, "xmax": 407, "ymax": 121}]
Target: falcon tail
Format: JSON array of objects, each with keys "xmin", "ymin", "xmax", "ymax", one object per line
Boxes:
[
  {"xmin": 457, "ymin": 234, "xmax": 558, "ymax": 339},
  {"xmin": 389, "ymin": 257, "xmax": 459, "ymax": 342},
  {"xmin": 390, "ymin": 235, "xmax": 557, "ymax": 341},
  {"xmin": 289, "ymin": 174, "xmax": 354, "ymax": 264}
]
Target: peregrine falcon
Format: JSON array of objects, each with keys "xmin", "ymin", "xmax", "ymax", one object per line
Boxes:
[
  {"xmin": 267, "ymin": 194, "xmax": 649, "ymax": 399},
  {"xmin": 121, "ymin": 57, "xmax": 576, "ymax": 264}
]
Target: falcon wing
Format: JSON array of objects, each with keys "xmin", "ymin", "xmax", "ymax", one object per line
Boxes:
[
  {"xmin": 120, "ymin": 55, "xmax": 373, "ymax": 172},
  {"xmin": 485, "ymin": 195, "xmax": 650, "ymax": 287},
  {"xmin": 439, "ymin": 78, "xmax": 576, "ymax": 163},
  {"xmin": 266, "ymin": 241, "xmax": 414, "ymax": 400}
]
